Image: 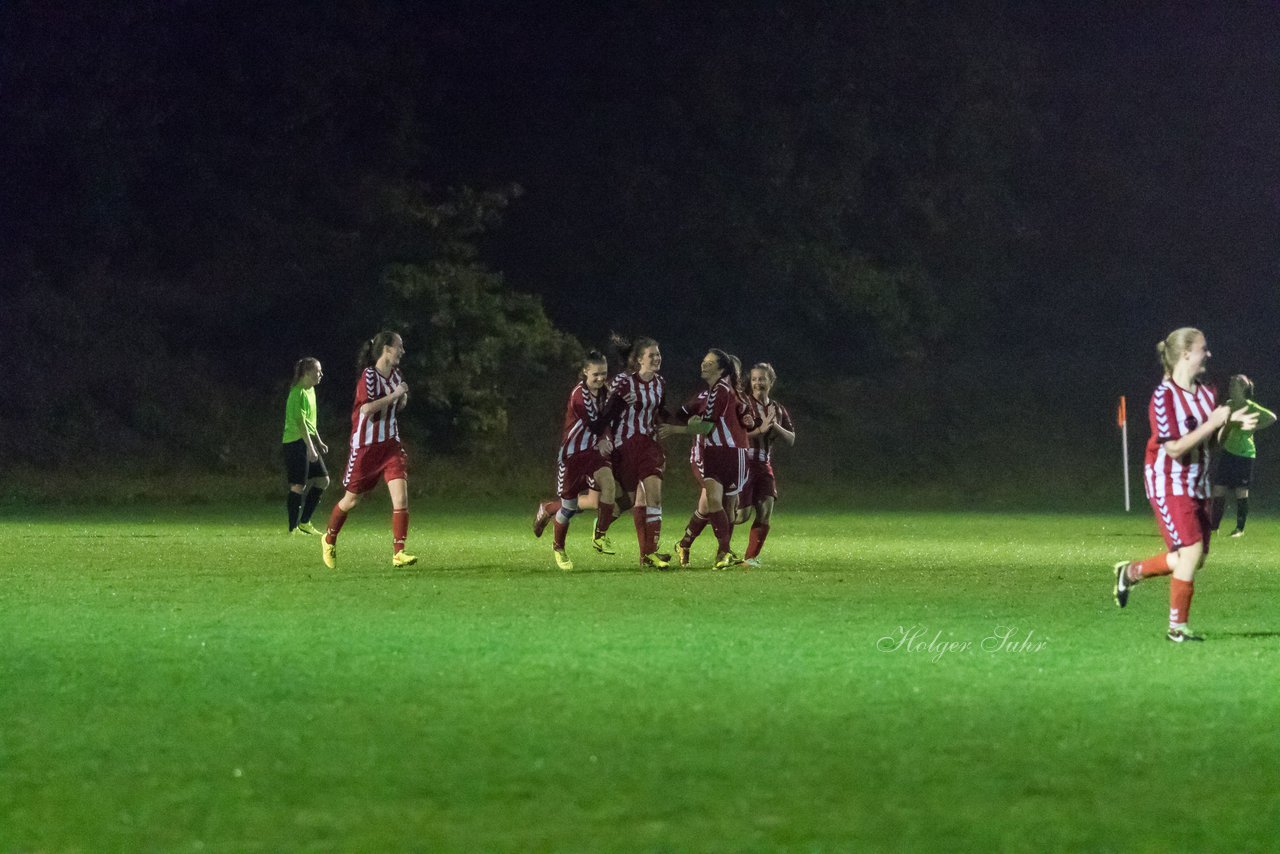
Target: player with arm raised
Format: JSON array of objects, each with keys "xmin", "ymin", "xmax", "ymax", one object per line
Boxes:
[
  {"xmin": 1112, "ymin": 328, "xmax": 1257, "ymax": 641},
  {"xmin": 321, "ymin": 331, "xmax": 416, "ymax": 570}
]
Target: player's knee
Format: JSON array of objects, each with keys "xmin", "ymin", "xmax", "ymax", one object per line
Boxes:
[
  {"xmin": 312, "ymin": 476, "xmax": 330, "ymax": 491},
  {"xmin": 290, "ymin": 484, "xmax": 306, "ymax": 494}
]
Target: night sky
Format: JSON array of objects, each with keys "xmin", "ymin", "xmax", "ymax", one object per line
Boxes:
[{"xmin": 3, "ymin": 1, "xmax": 1279, "ymax": 467}]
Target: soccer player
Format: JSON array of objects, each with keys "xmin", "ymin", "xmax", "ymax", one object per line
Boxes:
[
  {"xmin": 1210, "ymin": 374, "xmax": 1275, "ymax": 537},
  {"xmin": 735, "ymin": 363, "xmax": 796, "ymax": 566},
  {"xmin": 1112, "ymin": 328, "xmax": 1257, "ymax": 642},
  {"xmin": 532, "ymin": 351, "xmax": 628, "ymax": 570},
  {"xmin": 607, "ymin": 334, "xmax": 673, "ymax": 568},
  {"xmin": 667, "ymin": 349, "xmax": 753, "ymax": 569},
  {"xmin": 321, "ymin": 331, "xmax": 416, "ymax": 569},
  {"xmin": 282, "ymin": 357, "xmax": 330, "ymax": 535}
]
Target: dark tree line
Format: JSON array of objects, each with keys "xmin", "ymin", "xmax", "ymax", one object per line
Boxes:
[{"xmin": 3, "ymin": 1, "xmax": 1279, "ymax": 481}]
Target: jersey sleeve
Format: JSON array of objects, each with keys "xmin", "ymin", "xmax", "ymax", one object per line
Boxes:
[
  {"xmin": 1248, "ymin": 400, "xmax": 1276, "ymax": 421},
  {"xmin": 776, "ymin": 403, "xmax": 794, "ymax": 432},
  {"xmin": 1149, "ymin": 385, "xmax": 1176, "ymax": 443},
  {"xmin": 354, "ymin": 370, "xmax": 375, "ymax": 410}
]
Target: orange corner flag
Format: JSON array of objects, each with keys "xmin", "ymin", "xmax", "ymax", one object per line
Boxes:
[{"xmin": 1117, "ymin": 396, "xmax": 1127, "ymax": 427}]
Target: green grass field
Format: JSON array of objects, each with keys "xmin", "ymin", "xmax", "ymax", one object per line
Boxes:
[{"xmin": 2, "ymin": 499, "xmax": 1277, "ymax": 852}]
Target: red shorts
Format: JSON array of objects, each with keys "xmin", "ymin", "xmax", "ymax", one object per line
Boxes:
[
  {"xmin": 1149, "ymin": 494, "xmax": 1211, "ymax": 554},
  {"xmin": 738, "ymin": 458, "xmax": 777, "ymax": 507},
  {"xmin": 557, "ymin": 450, "xmax": 609, "ymax": 500},
  {"xmin": 342, "ymin": 441, "xmax": 409, "ymax": 494},
  {"xmin": 698, "ymin": 446, "xmax": 747, "ymax": 496},
  {"xmin": 612, "ymin": 435, "xmax": 665, "ymax": 493}
]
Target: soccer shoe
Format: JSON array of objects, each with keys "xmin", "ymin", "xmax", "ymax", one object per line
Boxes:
[
  {"xmin": 554, "ymin": 549, "xmax": 574, "ymax": 571},
  {"xmin": 742, "ymin": 557, "xmax": 762, "ymax": 568},
  {"xmin": 392, "ymin": 551, "xmax": 418, "ymax": 568},
  {"xmin": 1167, "ymin": 626, "xmax": 1204, "ymax": 643},
  {"xmin": 1113, "ymin": 561, "xmax": 1132, "ymax": 608},
  {"xmin": 533, "ymin": 503, "xmax": 552, "ymax": 538},
  {"xmin": 321, "ymin": 539, "xmax": 337, "ymax": 569},
  {"xmin": 674, "ymin": 542, "xmax": 691, "ymax": 567},
  {"xmin": 296, "ymin": 521, "xmax": 321, "ymax": 536},
  {"xmin": 1230, "ymin": 529, "xmax": 1245, "ymax": 538},
  {"xmin": 713, "ymin": 550, "xmax": 744, "ymax": 570},
  {"xmin": 591, "ymin": 535, "xmax": 616, "ymax": 555},
  {"xmin": 640, "ymin": 552, "xmax": 671, "ymax": 570}
]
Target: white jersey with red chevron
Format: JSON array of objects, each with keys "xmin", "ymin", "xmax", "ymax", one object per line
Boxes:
[
  {"xmin": 703, "ymin": 377, "xmax": 749, "ymax": 448},
  {"xmin": 609, "ymin": 371, "xmax": 666, "ymax": 445},
  {"xmin": 746, "ymin": 396, "xmax": 794, "ymax": 463},
  {"xmin": 558, "ymin": 382, "xmax": 609, "ymax": 459},
  {"xmin": 1143, "ymin": 378, "xmax": 1217, "ymax": 499},
  {"xmin": 349, "ymin": 366, "xmax": 403, "ymax": 449}
]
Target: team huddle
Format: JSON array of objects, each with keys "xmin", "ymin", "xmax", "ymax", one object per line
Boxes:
[{"xmin": 529, "ymin": 335, "xmax": 795, "ymax": 571}]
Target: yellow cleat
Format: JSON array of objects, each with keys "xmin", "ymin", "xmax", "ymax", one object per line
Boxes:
[
  {"xmin": 640, "ymin": 552, "xmax": 671, "ymax": 570},
  {"xmin": 554, "ymin": 549, "xmax": 574, "ymax": 571},
  {"xmin": 321, "ymin": 539, "xmax": 337, "ymax": 569},
  {"xmin": 392, "ymin": 551, "xmax": 418, "ymax": 568},
  {"xmin": 591, "ymin": 535, "xmax": 616, "ymax": 555},
  {"xmin": 296, "ymin": 522, "xmax": 321, "ymax": 536},
  {"xmin": 713, "ymin": 549, "xmax": 743, "ymax": 570},
  {"xmin": 674, "ymin": 543, "xmax": 691, "ymax": 567}
]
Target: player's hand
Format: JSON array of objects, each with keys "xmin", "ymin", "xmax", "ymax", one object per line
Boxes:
[
  {"xmin": 596, "ymin": 438, "xmax": 614, "ymax": 456},
  {"xmin": 1230, "ymin": 407, "xmax": 1259, "ymax": 431},
  {"xmin": 656, "ymin": 423, "xmax": 680, "ymax": 440},
  {"xmin": 306, "ymin": 446, "xmax": 319, "ymax": 462},
  {"xmin": 318, "ymin": 439, "xmax": 329, "ymax": 454},
  {"xmin": 394, "ymin": 382, "xmax": 409, "ymax": 398},
  {"xmin": 625, "ymin": 390, "xmax": 638, "ymax": 406}
]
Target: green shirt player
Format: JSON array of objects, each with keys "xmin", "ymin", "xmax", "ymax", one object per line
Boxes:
[
  {"xmin": 283, "ymin": 357, "xmax": 331, "ymax": 534},
  {"xmin": 1211, "ymin": 374, "xmax": 1276, "ymax": 537}
]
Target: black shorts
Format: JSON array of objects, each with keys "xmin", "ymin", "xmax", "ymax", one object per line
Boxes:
[
  {"xmin": 1212, "ymin": 451, "xmax": 1253, "ymax": 490},
  {"xmin": 284, "ymin": 440, "xmax": 329, "ymax": 485}
]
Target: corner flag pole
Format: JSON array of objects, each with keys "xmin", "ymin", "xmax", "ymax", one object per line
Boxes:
[{"xmin": 1118, "ymin": 396, "xmax": 1130, "ymax": 512}]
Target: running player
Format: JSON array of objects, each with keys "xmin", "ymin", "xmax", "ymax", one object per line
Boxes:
[
  {"xmin": 735, "ymin": 363, "xmax": 795, "ymax": 566},
  {"xmin": 669, "ymin": 349, "xmax": 752, "ymax": 569},
  {"xmin": 1112, "ymin": 328, "xmax": 1256, "ymax": 641},
  {"xmin": 608, "ymin": 334, "xmax": 672, "ymax": 568},
  {"xmin": 1210, "ymin": 374, "xmax": 1275, "ymax": 537},
  {"xmin": 532, "ymin": 351, "xmax": 627, "ymax": 570},
  {"xmin": 321, "ymin": 331, "xmax": 417, "ymax": 569},
  {"xmin": 282, "ymin": 357, "xmax": 330, "ymax": 535}
]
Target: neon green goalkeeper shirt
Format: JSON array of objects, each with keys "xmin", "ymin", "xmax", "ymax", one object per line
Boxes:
[
  {"xmin": 1221, "ymin": 399, "xmax": 1274, "ymax": 459},
  {"xmin": 282, "ymin": 385, "xmax": 317, "ymax": 443}
]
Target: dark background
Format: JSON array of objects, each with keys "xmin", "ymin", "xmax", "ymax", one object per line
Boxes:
[{"xmin": 3, "ymin": 1, "xmax": 1278, "ymax": 500}]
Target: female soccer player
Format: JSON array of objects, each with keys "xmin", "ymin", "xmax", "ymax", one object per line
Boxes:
[
  {"xmin": 1112, "ymin": 328, "xmax": 1257, "ymax": 641},
  {"xmin": 1210, "ymin": 374, "xmax": 1276, "ymax": 537},
  {"xmin": 735, "ymin": 362, "xmax": 796, "ymax": 566},
  {"xmin": 667, "ymin": 349, "xmax": 752, "ymax": 569},
  {"xmin": 608, "ymin": 334, "xmax": 672, "ymax": 568},
  {"xmin": 532, "ymin": 351, "xmax": 627, "ymax": 570},
  {"xmin": 282, "ymin": 357, "xmax": 330, "ymax": 535},
  {"xmin": 321, "ymin": 331, "xmax": 416, "ymax": 569}
]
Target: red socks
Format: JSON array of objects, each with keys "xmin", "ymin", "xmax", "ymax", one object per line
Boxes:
[
  {"xmin": 1128, "ymin": 552, "xmax": 1171, "ymax": 582},
  {"xmin": 595, "ymin": 502, "xmax": 615, "ymax": 539},
  {"xmin": 325, "ymin": 506, "xmax": 348, "ymax": 544},
  {"xmin": 633, "ymin": 506, "xmax": 650, "ymax": 553},
  {"xmin": 745, "ymin": 522, "xmax": 770, "ymax": 559},
  {"xmin": 708, "ymin": 510, "xmax": 732, "ymax": 552},
  {"xmin": 681, "ymin": 511, "xmax": 709, "ymax": 548},
  {"xmin": 1170, "ymin": 578, "xmax": 1194, "ymax": 626},
  {"xmin": 392, "ymin": 508, "xmax": 409, "ymax": 553}
]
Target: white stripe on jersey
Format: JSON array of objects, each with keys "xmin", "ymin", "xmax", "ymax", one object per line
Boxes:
[
  {"xmin": 611, "ymin": 372, "xmax": 664, "ymax": 445},
  {"xmin": 1144, "ymin": 380, "xmax": 1215, "ymax": 500},
  {"xmin": 351, "ymin": 368, "xmax": 402, "ymax": 450}
]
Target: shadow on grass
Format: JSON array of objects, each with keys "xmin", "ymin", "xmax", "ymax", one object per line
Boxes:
[{"xmin": 1213, "ymin": 631, "xmax": 1280, "ymax": 639}]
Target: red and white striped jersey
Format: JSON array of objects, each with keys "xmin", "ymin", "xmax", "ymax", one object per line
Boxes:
[
  {"xmin": 608, "ymin": 371, "xmax": 668, "ymax": 445},
  {"xmin": 557, "ymin": 382, "xmax": 620, "ymax": 460},
  {"xmin": 746, "ymin": 397, "xmax": 794, "ymax": 462},
  {"xmin": 702, "ymin": 377, "xmax": 750, "ymax": 448},
  {"xmin": 678, "ymin": 389, "xmax": 710, "ymax": 464},
  {"xmin": 349, "ymin": 366, "xmax": 403, "ymax": 449},
  {"xmin": 1144, "ymin": 379, "xmax": 1217, "ymax": 499}
]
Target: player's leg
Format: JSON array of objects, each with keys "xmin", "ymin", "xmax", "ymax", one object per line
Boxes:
[
  {"xmin": 1167, "ymin": 540, "xmax": 1206, "ymax": 641},
  {"xmin": 387, "ymin": 477, "xmax": 416, "ymax": 567},
  {"xmin": 592, "ymin": 468, "xmax": 619, "ymax": 555},
  {"xmin": 1232, "ymin": 487, "xmax": 1249, "ymax": 536},
  {"xmin": 745, "ymin": 496, "xmax": 774, "ymax": 564},
  {"xmin": 284, "ymin": 440, "xmax": 308, "ymax": 532},
  {"xmin": 322, "ymin": 490, "xmax": 360, "ymax": 568},
  {"xmin": 297, "ymin": 463, "xmax": 330, "ymax": 534},
  {"xmin": 1209, "ymin": 484, "xmax": 1227, "ymax": 531},
  {"xmin": 704, "ymin": 479, "xmax": 738, "ymax": 568},
  {"xmin": 636, "ymin": 474, "xmax": 668, "ymax": 566}
]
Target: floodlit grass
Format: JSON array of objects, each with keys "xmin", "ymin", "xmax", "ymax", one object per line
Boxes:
[{"xmin": 1, "ymin": 500, "xmax": 1277, "ymax": 851}]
